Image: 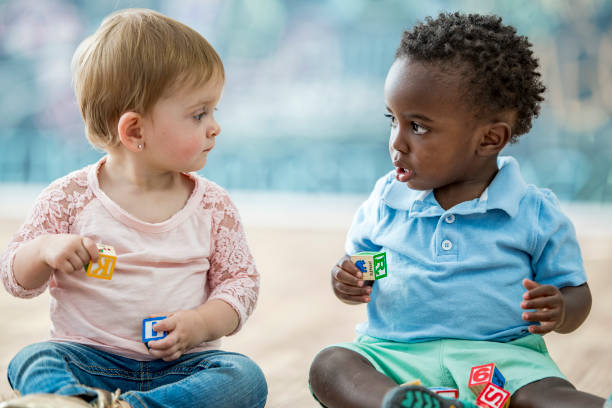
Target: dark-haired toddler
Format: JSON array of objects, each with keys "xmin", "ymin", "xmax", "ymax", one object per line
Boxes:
[{"xmin": 309, "ymin": 12, "xmax": 605, "ymax": 408}]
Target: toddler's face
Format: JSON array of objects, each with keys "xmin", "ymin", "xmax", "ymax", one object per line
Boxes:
[
  {"xmin": 141, "ymin": 78, "xmax": 224, "ymax": 173},
  {"xmin": 384, "ymin": 58, "xmax": 486, "ymax": 192}
]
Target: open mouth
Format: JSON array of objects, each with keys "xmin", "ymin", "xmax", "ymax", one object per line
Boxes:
[{"xmin": 395, "ymin": 166, "xmax": 414, "ymax": 182}]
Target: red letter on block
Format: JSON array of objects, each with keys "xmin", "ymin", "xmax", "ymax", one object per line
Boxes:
[
  {"xmin": 476, "ymin": 383, "xmax": 510, "ymax": 408},
  {"xmin": 469, "ymin": 363, "xmax": 505, "ymax": 396}
]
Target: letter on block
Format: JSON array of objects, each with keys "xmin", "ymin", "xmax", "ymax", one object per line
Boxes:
[
  {"xmin": 429, "ymin": 387, "xmax": 459, "ymax": 399},
  {"xmin": 85, "ymin": 244, "xmax": 117, "ymax": 280},
  {"xmin": 350, "ymin": 251, "xmax": 388, "ymax": 280},
  {"xmin": 142, "ymin": 317, "xmax": 167, "ymax": 343},
  {"xmin": 476, "ymin": 383, "xmax": 510, "ymax": 408},
  {"xmin": 469, "ymin": 363, "xmax": 505, "ymax": 397}
]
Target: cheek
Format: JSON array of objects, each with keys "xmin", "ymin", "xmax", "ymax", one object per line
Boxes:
[{"xmin": 174, "ymin": 138, "xmax": 203, "ymax": 159}]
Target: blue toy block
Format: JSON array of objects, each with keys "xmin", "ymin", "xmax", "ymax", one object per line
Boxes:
[{"xmin": 142, "ymin": 316, "xmax": 167, "ymax": 343}]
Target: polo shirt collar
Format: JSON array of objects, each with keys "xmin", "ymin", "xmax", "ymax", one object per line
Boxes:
[{"xmin": 381, "ymin": 156, "xmax": 527, "ymax": 218}]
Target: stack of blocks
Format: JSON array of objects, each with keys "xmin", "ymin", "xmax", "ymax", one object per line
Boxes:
[
  {"xmin": 469, "ymin": 363, "xmax": 510, "ymax": 408},
  {"xmin": 85, "ymin": 244, "xmax": 117, "ymax": 280},
  {"xmin": 350, "ymin": 251, "xmax": 388, "ymax": 280}
]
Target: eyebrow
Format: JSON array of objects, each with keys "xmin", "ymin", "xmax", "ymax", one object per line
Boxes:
[
  {"xmin": 386, "ymin": 106, "xmax": 434, "ymax": 123},
  {"xmin": 186, "ymin": 99, "xmax": 216, "ymax": 110}
]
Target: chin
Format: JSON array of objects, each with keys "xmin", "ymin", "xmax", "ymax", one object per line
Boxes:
[{"xmin": 405, "ymin": 180, "xmax": 432, "ymax": 191}]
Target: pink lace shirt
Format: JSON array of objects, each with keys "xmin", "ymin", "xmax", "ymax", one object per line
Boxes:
[{"xmin": 0, "ymin": 158, "xmax": 259, "ymax": 360}]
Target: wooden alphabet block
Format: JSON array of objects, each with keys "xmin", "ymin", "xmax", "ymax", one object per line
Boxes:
[
  {"xmin": 350, "ymin": 251, "xmax": 387, "ymax": 280},
  {"xmin": 142, "ymin": 317, "xmax": 167, "ymax": 343},
  {"xmin": 476, "ymin": 383, "xmax": 510, "ymax": 408},
  {"xmin": 400, "ymin": 379, "xmax": 422, "ymax": 386},
  {"xmin": 469, "ymin": 363, "xmax": 505, "ymax": 397},
  {"xmin": 85, "ymin": 244, "xmax": 117, "ymax": 280},
  {"xmin": 429, "ymin": 387, "xmax": 459, "ymax": 399}
]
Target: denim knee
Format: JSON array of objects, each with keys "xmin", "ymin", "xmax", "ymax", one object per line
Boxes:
[
  {"xmin": 8, "ymin": 342, "xmax": 68, "ymax": 390},
  {"xmin": 231, "ymin": 354, "xmax": 268, "ymax": 407}
]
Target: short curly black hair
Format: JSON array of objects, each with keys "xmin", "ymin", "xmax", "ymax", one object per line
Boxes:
[{"xmin": 396, "ymin": 12, "xmax": 545, "ymax": 141}]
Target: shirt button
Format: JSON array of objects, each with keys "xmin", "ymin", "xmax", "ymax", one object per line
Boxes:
[
  {"xmin": 441, "ymin": 240, "xmax": 453, "ymax": 251},
  {"xmin": 445, "ymin": 214, "xmax": 455, "ymax": 224}
]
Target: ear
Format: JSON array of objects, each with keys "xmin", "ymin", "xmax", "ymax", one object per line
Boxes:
[
  {"xmin": 117, "ymin": 111, "xmax": 144, "ymax": 152},
  {"xmin": 477, "ymin": 122, "xmax": 511, "ymax": 157}
]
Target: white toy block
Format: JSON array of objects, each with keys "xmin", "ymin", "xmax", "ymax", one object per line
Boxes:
[
  {"xmin": 142, "ymin": 317, "xmax": 167, "ymax": 343},
  {"xmin": 476, "ymin": 382, "xmax": 510, "ymax": 408},
  {"xmin": 85, "ymin": 244, "xmax": 117, "ymax": 280},
  {"xmin": 429, "ymin": 387, "xmax": 459, "ymax": 399},
  {"xmin": 350, "ymin": 251, "xmax": 388, "ymax": 280},
  {"xmin": 469, "ymin": 363, "xmax": 505, "ymax": 397}
]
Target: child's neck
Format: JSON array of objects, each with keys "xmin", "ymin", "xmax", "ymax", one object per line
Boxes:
[
  {"xmin": 99, "ymin": 152, "xmax": 194, "ymax": 223},
  {"xmin": 104, "ymin": 154, "xmax": 180, "ymax": 192},
  {"xmin": 433, "ymin": 158, "xmax": 499, "ymax": 211}
]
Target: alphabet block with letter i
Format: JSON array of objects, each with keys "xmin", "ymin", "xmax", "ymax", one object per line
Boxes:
[
  {"xmin": 469, "ymin": 363, "xmax": 506, "ymax": 397},
  {"xmin": 85, "ymin": 244, "xmax": 117, "ymax": 280}
]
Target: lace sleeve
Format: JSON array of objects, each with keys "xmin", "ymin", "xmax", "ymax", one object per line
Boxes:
[
  {"xmin": 204, "ymin": 184, "xmax": 259, "ymax": 335},
  {"xmin": 0, "ymin": 169, "xmax": 92, "ymax": 298}
]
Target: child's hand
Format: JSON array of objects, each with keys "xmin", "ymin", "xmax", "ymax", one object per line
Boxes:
[
  {"xmin": 39, "ymin": 234, "xmax": 99, "ymax": 274},
  {"xmin": 520, "ymin": 278, "xmax": 566, "ymax": 335},
  {"xmin": 331, "ymin": 255, "xmax": 372, "ymax": 304},
  {"xmin": 147, "ymin": 310, "xmax": 206, "ymax": 361}
]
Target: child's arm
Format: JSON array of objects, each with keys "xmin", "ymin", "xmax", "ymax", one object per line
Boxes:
[
  {"xmin": 12, "ymin": 234, "xmax": 99, "ymax": 290},
  {"xmin": 331, "ymin": 255, "xmax": 372, "ymax": 304},
  {"xmin": 521, "ymin": 278, "xmax": 592, "ymax": 335},
  {"xmin": 146, "ymin": 186, "xmax": 259, "ymax": 361},
  {"xmin": 1, "ymin": 173, "xmax": 97, "ymax": 297},
  {"xmin": 147, "ymin": 299, "xmax": 239, "ymax": 362}
]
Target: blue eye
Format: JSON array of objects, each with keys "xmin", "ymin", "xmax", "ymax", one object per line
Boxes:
[{"xmin": 194, "ymin": 112, "xmax": 205, "ymax": 120}]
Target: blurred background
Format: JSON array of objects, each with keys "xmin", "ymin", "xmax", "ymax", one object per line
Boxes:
[
  {"xmin": 0, "ymin": 0, "xmax": 611, "ymax": 199},
  {"xmin": 1, "ymin": 1, "xmax": 611, "ymax": 407}
]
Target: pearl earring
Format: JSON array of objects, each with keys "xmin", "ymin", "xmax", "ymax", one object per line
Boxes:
[{"xmin": 138, "ymin": 144, "xmax": 142, "ymax": 150}]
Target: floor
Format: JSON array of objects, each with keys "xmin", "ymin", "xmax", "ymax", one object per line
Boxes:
[{"xmin": 1, "ymin": 209, "xmax": 611, "ymax": 407}]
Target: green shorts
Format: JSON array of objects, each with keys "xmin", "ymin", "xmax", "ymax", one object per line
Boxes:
[{"xmin": 330, "ymin": 334, "xmax": 565, "ymax": 402}]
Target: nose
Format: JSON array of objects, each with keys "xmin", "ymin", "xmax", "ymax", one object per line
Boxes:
[
  {"xmin": 208, "ymin": 120, "xmax": 221, "ymax": 138},
  {"xmin": 389, "ymin": 126, "xmax": 408, "ymax": 154}
]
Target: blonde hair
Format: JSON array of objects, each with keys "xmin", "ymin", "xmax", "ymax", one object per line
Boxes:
[{"xmin": 71, "ymin": 8, "xmax": 224, "ymax": 149}]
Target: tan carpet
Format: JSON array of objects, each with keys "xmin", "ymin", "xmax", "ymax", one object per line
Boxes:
[{"xmin": 1, "ymin": 216, "xmax": 610, "ymax": 407}]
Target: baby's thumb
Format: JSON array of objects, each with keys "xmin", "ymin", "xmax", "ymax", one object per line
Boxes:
[
  {"xmin": 81, "ymin": 237, "xmax": 99, "ymax": 262},
  {"xmin": 522, "ymin": 278, "xmax": 539, "ymax": 290}
]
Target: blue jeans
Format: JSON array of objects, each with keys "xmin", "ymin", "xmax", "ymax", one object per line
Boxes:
[{"xmin": 7, "ymin": 342, "xmax": 267, "ymax": 408}]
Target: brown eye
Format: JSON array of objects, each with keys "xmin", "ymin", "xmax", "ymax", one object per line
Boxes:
[
  {"xmin": 384, "ymin": 113, "xmax": 397, "ymax": 127},
  {"xmin": 411, "ymin": 121, "xmax": 428, "ymax": 135}
]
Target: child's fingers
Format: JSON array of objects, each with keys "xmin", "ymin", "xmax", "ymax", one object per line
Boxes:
[
  {"xmin": 152, "ymin": 316, "xmax": 174, "ymax": 333},
  {"xmin": 335, "ymin": 281, "xmax": 371, "ymax": 297},
  {"xmin": 342, "ymin": 294, "xmax": 371, "ymax": 303},
  {"xmin": 81, "ymin": 237, "xmax": 99, "ymax": 262},
  {"xmin": 148, "ymin": 344, "xmax": 180, "ymax": 361},
  {"xmin": 528, "ymin": 321, "xmax": 555, "ymax": 334},
  {"xmin": 339, "ymin": 258, "xmax": 362, "ymax": 275},
  {"xmin": 147, "ymin": 331, "xmax": 176, "ymax": 351},
  {"xmin": 66, "ymin": 253, "xmax": 85, "ymax": 272},
  {"xmin": 522, "ymin": 278, "xmax": 539, "ymax": 291},
  {"xmin": 522, "ymin": 309, "xmax": 557, "ymax": 323},
  {"xmin": 523, "ymin": 284, "xmax": 558, "ymax": 300},
  {"xmin": 58, "ymin": 259, "xmax": 77, "ymax": 274},
  {"xmin": 75, "ymin": 245, "xmax": 92, "ymax": 267},
  {"xmin": 521, "ymin": 296, "xmax": 559, "ymax": 310},
  {"xmin": 333, "ymin": 267, "xmax": 363, "ymax": 286}
]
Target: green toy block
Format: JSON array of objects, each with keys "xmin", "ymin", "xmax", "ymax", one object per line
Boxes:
[{"xmin": 350, "ymin": 251, "xmax": 387, "ymax": 280}]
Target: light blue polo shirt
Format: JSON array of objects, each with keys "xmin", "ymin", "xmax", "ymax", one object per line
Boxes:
[{"xmin": 345, "ymin": 156, "xmax": 586, "ymax": 343}]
